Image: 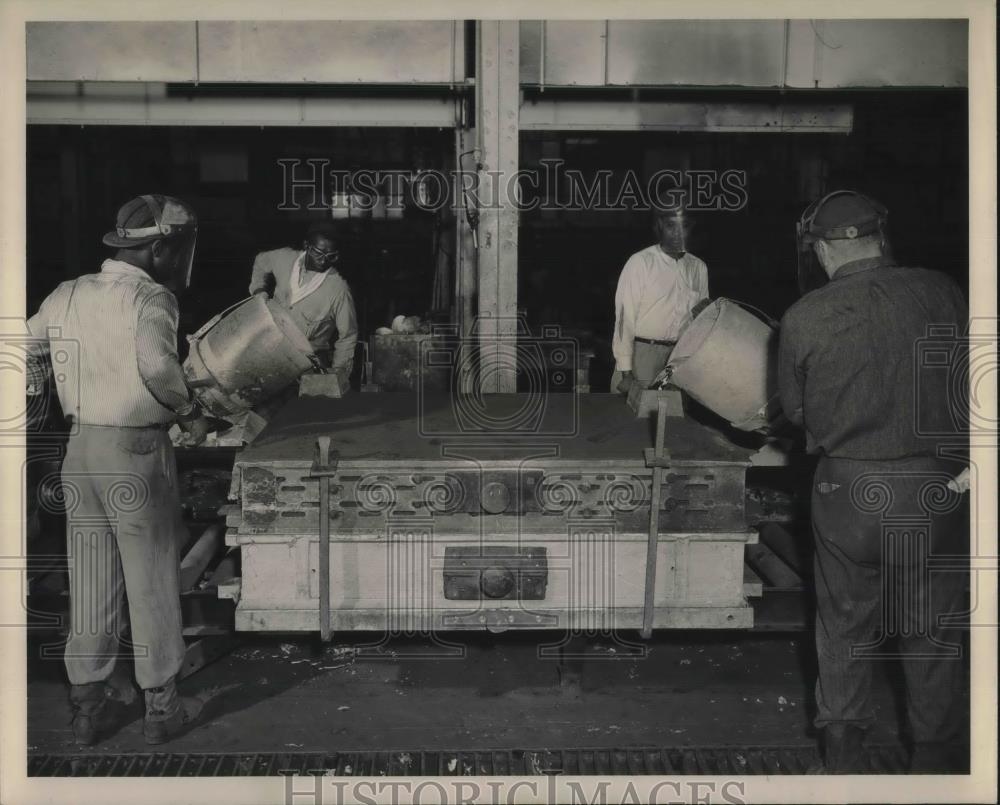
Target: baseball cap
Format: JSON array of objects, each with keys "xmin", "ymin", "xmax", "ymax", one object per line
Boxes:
[{"xmin": 798, "ymin": 190, "xmax": 887, "ymax": 244}]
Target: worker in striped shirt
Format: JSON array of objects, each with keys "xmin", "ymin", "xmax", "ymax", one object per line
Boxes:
[
  {"xmin": 26, "ymin": 195, "xmax": 209, "ymax": 746},
  {"xmin": 611, "ymin": 205, "xmax": 710, "ymax": 394}
]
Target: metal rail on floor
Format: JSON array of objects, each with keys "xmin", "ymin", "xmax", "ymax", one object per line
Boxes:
[{"xmin": 28, "ymin": 743, "xmax": 913, "ymax": 776}]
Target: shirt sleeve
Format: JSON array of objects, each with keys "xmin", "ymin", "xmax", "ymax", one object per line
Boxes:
[
  {"xmin": 25, "ymin": 297, "xmax": 54, "ymax": 395},
  {"xmin": 248, "ymin": 252, "xmax": 272, "ymax": 296},
  {"xmin": 777, "ymin": 310, "xmax": 806, "ymax": 428},
  {"xmin": 330, "ymin": 285, "xmax": 359, "ymax": 375},
  {"xmin": 612, "ymin": 257, "xmax": 641, "ymax": 372},
  {"xmin": 695, "ymin": 258, "xmax": 710, "ymax": 300},
  {"xmin": 135, "ymin": 290, "xmax": 196, "ymax": 416}
]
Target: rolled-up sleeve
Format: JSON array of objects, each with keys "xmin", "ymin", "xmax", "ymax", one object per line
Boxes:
[
  {"xmin": 612, "ymin": 257, "xmax": 641, "ymax": 372},
  {"xmin": 248, "ymin": 252, "xmax": 272, "ymax": 296},
  {"xmin": 695, "ymin": 258, "xmax": 710, "ymax": 300},
  {"xmin": 777, "ymin": 311, "xmax": 806, "ymax": 428},
  {"xmin": 135, "ymin": 290, "xmax": 195, "ymax": 416},
  {"xmin": 330, "ymin": 286, "xmax": 358, "ymax": 374}
]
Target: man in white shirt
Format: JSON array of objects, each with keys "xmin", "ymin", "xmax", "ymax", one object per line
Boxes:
[
  {"xmin": 26, "ymin": 195, "xmax": 209, "ymax": 746},
  {"xmin": 611, "ymin": 206, "xmax": 710, "ymax": 393},
  {"xmin": 249, "ymin": 221, "xmax": 358, "ymax": 379}
]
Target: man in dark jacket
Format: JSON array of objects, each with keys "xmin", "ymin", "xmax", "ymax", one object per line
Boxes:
[{"xmin": 778, "ymin": 190, "xmax": 969, "ymax": 773}]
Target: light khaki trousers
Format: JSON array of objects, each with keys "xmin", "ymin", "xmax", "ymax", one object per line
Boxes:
[
  {"xmin": 610, "ymin": 340, "xmax": 674, "ymax": 392},
  {"xmin": 61, "ymin": 425, "xmax": 187, "ymax": 690}
]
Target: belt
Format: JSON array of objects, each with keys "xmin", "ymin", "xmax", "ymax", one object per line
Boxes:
[
  {"xmin": 633, "ymin": 336, "xmax": 677, "ymax": 347},
  {"xmin": 66, "ymin": 417, "xmax": 169, "ymax": 431}
]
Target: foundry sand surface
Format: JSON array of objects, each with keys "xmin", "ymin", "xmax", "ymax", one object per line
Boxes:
[
  {"xmin": 243, "ymin": 393, "xmax": 756, "ymax": 464},
  {"xmin": 26, "ymin": 634, "xmax": 913, "ymax": 754}
]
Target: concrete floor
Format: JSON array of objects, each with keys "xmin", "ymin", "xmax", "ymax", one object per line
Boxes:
[{"xmin": 26, "ymin": 631, "xmax": 921, "ymax": 755}]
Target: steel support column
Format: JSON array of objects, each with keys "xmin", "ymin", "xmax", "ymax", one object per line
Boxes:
[
  {"xmin": 476, "ymin": 21, "xmax": 519, "ymax": 393},
  {"xmin": 454, "ymin": 125, "xmax": 479, "ymax": 396}
]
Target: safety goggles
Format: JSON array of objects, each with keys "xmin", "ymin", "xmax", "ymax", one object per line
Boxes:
[{"xmin": 305, "ymin": 243, "xmax": 340, "ymax": 266}]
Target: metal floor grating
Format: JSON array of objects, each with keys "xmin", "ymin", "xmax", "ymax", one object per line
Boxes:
[{"xmin": 27, "ymin": 744, "xmax": 913, "ymax": 776}]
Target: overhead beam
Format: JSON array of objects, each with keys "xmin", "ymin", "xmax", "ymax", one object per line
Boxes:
[
  {"xmin": 26, "ymin": 83, "xmax": 459, "ymax": 127},
  {"xmin": 520, "ymin": 100, "xmax": 854, "ymax": 133}
]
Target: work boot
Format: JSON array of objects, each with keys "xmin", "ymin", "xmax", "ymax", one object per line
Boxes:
[
  {"xmin": 143, "ymin": 679, "xmax": 204, "ymax": 745},
  {"xmin": 69, "ymin": 682, "xmax": 128, "ymax": 746},
  {"xmin": 821, "ymin": 724, "xmax": 868, "ymax": 773},
  {"xmin": 105, "ymin": 663, "xmax": 139, "ymax": 706}
]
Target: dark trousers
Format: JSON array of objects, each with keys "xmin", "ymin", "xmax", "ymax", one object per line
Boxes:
[{"xmin": 810, "ymin": 454, "xmax": 968, "ymax": 745}]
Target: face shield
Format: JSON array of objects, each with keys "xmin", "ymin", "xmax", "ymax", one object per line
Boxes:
[
  {"xmin": 107, "ymin": 195, "xmax": 197, "ymax": 290},
  {"xmin": 656, "ymin": 211, "xmax": 695, "ymax": 254},
  {"xmin": 796, "ymin": 197, "xmax": 829, "ymax": 296},
  {"xmin": 155, "ymin": 197, "xmax": 198, "ymax": 290}
]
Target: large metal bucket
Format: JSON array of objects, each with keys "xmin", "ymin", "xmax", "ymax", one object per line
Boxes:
[
  {"xmin": 183, "ymin": 296, "xmax": 316, "ymax": 418},
  {"xmin": 667, "ymin": 299, "xmax": 782, "ymax": 432}
]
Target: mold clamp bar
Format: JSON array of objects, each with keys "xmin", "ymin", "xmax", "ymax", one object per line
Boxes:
[
  {"xmin": 309, "ymin": 436, "xmax": 339, "ymax": 642},
  {"xmin": 641, "ymin": 398, "xmax": 671, "ymax": 639}
]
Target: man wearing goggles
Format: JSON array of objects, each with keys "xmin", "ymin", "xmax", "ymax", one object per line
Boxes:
[{"xmin": 249, "ymin": 220, "xmax": 358, "ymax": 378}]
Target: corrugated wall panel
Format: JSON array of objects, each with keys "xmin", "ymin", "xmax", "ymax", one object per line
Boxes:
[
  {"xmin": 197, "ymin": 21, "xmax": 464, "ymax": 84},
  {"xmin": 607, "ymin": 21, "xmax": 786, "ymax": 87},
  {"xmin": 790, "ymin": 19, "xmax": 967, "ymax": 88},
  {"xmin": 27, "ymin": 19, "xmax": 966, "ymax": 89},
  {"xmin": 26, "ymin": 22, "xmax": 198, "ymax": 82},
  {"xmin": 520, "ymin": 19, "xmax": 967, "ymax": 88},
  {"xmin": 520, "ymin": 21, "xmax": 608, "ymax": 86}
]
